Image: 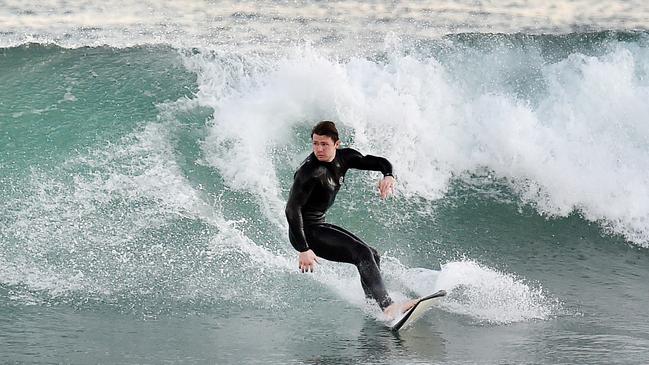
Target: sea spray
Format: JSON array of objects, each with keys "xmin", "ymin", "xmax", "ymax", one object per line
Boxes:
[{"xmin": 434, "ymin": 261, "xmax": 555, "ymax": 323}]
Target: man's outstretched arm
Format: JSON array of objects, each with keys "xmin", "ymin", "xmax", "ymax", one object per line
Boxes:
[{"xmin": 344, "ymin": 149, "xmax": 396, "ymax": 199}]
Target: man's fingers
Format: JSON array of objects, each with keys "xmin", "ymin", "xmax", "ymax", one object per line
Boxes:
[
  {"xmin": 298, "ymin": 251, "xmax": 319, "ymax": 273},
  {"xmin": 378, "ymin": 178, "xmax": 394, "ymax": 199},
  {"xmin": 299, "ymin": 263, "xmax": 315, "ymax": 273},
  {"xmin": 379, "ymin": 184, "xmax": 390, "ymax": 198}
]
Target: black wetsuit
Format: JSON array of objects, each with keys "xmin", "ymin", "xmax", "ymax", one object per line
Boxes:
[{"xmin": 285, "ymin": 148, "xmax": 394, "ymax": 309}]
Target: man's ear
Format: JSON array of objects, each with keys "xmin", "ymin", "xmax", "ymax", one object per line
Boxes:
[{"xmin": 334, "ymin": 140, "xmax": 341, "ymax": 149}]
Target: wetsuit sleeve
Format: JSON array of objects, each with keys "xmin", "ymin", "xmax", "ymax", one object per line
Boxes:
[
  {"xmin": 343, "ymin": 148, "xmax": 393, "ymax": 176},
  {"xmin": 285, "ymin": 170, "xmax": 316, "ymax": 252}
]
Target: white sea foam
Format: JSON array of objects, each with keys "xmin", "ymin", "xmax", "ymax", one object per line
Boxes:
[
  {"xmin": 186, "ymin": 44, "xmax": 649, "ymax": 247},
  {"xmin": 459, "ymin": 48, "xmax": 649, "ymax": 245},
  {"xmin": 383, "ymin": 259, "xmax": 555, "ymax": 324},
  {"xmin": 380, "ymin": 256, "xmax": 556, "ymax": 323},
  {"xmin": 434, "ymin": 261, "xmax": 555, "ymax": 323}
]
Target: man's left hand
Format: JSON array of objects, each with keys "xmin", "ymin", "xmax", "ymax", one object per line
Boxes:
[{"xmin": 378, "ymin": 175, "xmax": 395, "ymax": 199}]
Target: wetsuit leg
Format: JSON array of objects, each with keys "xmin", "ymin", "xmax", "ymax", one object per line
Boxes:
[
  {"xmin": 360, "ymin": 247, "xmax": 381, "ymax": 299},
  {"xmin": 328, "ymin": 226, "xmax": 382, "ymax": 300},
  {"xmin": 304, "ymin": 223, "xmax": 393, "ymax": 309}
]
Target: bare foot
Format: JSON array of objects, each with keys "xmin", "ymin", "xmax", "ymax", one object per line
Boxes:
[
  {"xmin": 384, "ymin": 298, "xmax": 419, "ymax": 320},
  {"xmin": 383, "ymin": 303, "xmax": 400, "ymax": 320}
]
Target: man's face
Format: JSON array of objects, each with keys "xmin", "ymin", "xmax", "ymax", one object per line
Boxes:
[{"xmin": 312, "ymin": 134, "xmax": 340, "ymax": 162}]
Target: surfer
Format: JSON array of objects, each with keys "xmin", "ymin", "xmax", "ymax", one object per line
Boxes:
[{"xmin": 285, "ymin": 121, "xmax": 414, "ymax": 318}]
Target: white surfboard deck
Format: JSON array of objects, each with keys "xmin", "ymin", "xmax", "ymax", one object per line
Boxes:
[{"xmin": 389, "ymin": 290, "xmax": 447, "ymax": 332}]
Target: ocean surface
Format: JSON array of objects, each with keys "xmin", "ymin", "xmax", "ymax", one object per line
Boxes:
[{"xmin": 2, "ymin": 1, "xmax": 649, "ymax": 364}]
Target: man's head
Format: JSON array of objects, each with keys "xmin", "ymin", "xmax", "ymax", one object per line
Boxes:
[{"xmin": 311, "ymin": 121, "xmax": 340, "ymax": 162}]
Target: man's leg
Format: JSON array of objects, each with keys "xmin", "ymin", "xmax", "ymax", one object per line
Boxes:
[
  {"xmin": 305, "ymin": 223, "xmax": 393, "ymax": 310},
  {"xmin": 360, "ymin": 247, "xmax": 381, "ymax": 299},
  {"xmin": 317, "ymin": 225, "xmax": 383, "ymax": 300}
]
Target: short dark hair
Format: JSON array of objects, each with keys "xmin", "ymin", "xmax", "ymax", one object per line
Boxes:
[{"xmin": 311, "ymin": 121, "xmax": 339, "ymax": 142}]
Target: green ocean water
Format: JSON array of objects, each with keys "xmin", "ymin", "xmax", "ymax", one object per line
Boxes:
[{"xmin": 2, "ymin": 32, "xmax": 649, "ymax": 364}]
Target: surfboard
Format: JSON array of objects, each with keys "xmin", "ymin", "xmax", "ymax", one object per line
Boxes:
[{"xmin": 389, "ymin": 289, "xmax": 447, "ymax": 332}]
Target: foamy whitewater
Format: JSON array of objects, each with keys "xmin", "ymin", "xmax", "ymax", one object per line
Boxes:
[
  {"xmin": 1, "ymin": 1, "xmax": 649, "ymax": 364},
  {"xmin": 184, "ymin": 43, "xmax": 649, "ymax": 246}
]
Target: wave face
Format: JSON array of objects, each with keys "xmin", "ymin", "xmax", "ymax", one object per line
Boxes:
[{"xmin": 2, "ymin": 4, "xmax": 649, "ymax": 363}]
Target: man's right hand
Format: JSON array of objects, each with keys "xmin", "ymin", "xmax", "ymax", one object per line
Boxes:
[{"xmin": 298, "ymin": 249, "xmax": 319, "ymax": 273}]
